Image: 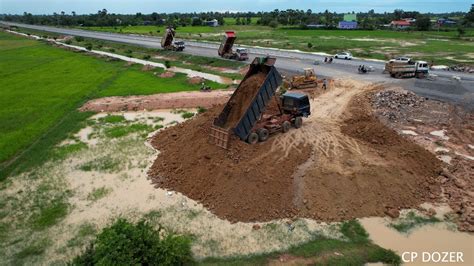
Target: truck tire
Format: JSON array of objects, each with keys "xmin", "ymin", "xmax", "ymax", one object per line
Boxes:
[
  {"xmin": 257, "ymin": 128, "xmax": 269, "ymax": 142},
  {"xmin": 282, "ymin": 121, "xmax": 291, "ymax": 133},
  {"xmin": 294, "ymin": 117, "xmax": 303, "ymax": 128},
  {"xmin": 247, "ymin": 132, "xmax": 259, "ymax": 145},
  {"xmin": 395, "ymin": 72, "xmax": 402, "ymax": 79}
]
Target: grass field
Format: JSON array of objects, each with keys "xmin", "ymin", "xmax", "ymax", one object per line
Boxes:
[
  {"xmin": 81, "ymin": 24, "xmax": 474, "ymax": 65},
  {"xmin": 0, "ymin": 31, "xmax": 223, "ymax": 179}
]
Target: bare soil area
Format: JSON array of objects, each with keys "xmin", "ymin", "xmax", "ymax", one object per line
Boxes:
[
  {"xmin": 371, "ymin": 88, "xmax": 474, "ymax": 231},
  {"xmin": 80, "ymin": 90, "xmax": 233, "ymax": 112},
  {"xmin": 149, "ymin": 80, "xmax": 444, "ymax": 223}
]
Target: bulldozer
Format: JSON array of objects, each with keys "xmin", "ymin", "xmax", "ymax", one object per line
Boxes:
[{"xmin": 285, "ymin": 68, "xmax": 318, "ymax": 90}]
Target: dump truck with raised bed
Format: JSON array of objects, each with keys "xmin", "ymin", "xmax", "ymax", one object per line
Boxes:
[
  {"xmin": 209, "ymin": 57, "xmax": 310, "ymax": 149},
  {"xmin": 218, "ymin": 31, "xmax": 248, "ymax": 61},
  {"xmin": 161, "ymin": 27, "xmax": 185, "ymax": 51},
  {"xmin": 385, "ymin": 60, "xmax": 429, "ymax": 78}
]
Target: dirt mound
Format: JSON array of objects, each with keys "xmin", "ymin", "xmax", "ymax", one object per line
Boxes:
[
  {"xmin": 149, "ymin": 80, "xmax": 443, "ymax": 223},
  {"xmin": 149, "ymin": 107, "xmax": 311, "ymax": 222},
  {"xmin": 159, "ymin": 71, "xmax": 175, "ymax": 78},
  {"xmin": 188, "ymin": 76, "xmax": 205, "ymax": 85},
  {"xmin": 222, "ymin": 73, "xmax": 266, "ymax": 128}
]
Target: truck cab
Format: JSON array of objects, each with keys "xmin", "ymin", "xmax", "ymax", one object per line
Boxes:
[
  {"xmin": 415, "ymin": 61, "xmax": 429, "ymax": 74},
  {"xmin": 236, "ymin": 48, "xmax": 249, "ymax": 61},
  {"xmin": 281, "ymin": 92, "xmax": 311, "ymax": 117}
]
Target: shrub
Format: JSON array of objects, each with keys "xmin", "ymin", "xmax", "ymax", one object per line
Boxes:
[
  {"xmin": 181, "ymin": 112, "xmax": 195, "ymax": 119},
  {"xmin": 125, "ymin": 49, "xmax": 133, "ymax": 57},
  {"xmin": 72, "ymin": 218, "xmax": 193, "ymax": 265},
  {"xmin": 269, "ymin": 20, "xmax": 279, "ymax": 28},
  {"xmin": 164, "ymin": 60, "xmax": 171, "ymax": 68},
  {"xmin": 109, "ymin": 48, "xmax": 115, "ymax": 53},
  {"xmin": 85, "ymin": 43, "xmax": 93, "ymax": 51},
  {"xmin": 197, "ymin": 106, "xmax": 207, "ymax": 114},
  {"xmin": 307, "ymin": 42, "xmax": 313, "ymax": 49},
  {"xmin": 42, "ymin": 35, "xmax": 48, "ymax": 39},
  {"xmin": 74, "ymin": 36, "xmax": 84, "ymax": 42},
  {"xmin": 64, "ymin": 39, "xmax": 72, "ymax": 45},
  {"xmin": 143, "ymin": 54, "xmax": 151, "ymax": 60}
]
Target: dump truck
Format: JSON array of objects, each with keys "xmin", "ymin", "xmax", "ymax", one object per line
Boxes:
[
  {"xmin": 385, "ymin": 60, "xmax": 429, "ymax": 78},
  {"xmin": 285, "ymin": 68, "xmax": 318, "ymax": 90},
  {"xmin": 209, "ymin": 57, "xmax": 311, "ymax": 149},
  {"xmin": 161, "ymin": 27, "xmax": 185, "ymax": 51},
  {"xmin": 218, "ymin": 31, "xmax": 248, "ymax": 61}
]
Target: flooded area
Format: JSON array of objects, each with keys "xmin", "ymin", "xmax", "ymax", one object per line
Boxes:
[{"xmin": 361, "ymin": 209, "xmax": 473, "ymax": 265}]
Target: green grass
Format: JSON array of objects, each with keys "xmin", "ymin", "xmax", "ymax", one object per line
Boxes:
[
  {"xmin": 200, "ymin": 220, "xmax": 400, "ymax": 265},
  {"xmin": 79, "ymin": 155, "xmax": 122, "ymax": 172},
  {"xmin": 13, "ymin": 238, "xmax": 50, "ymax": 264},
  {"xmin": 98, "ymin": 115, "xmax": 126, "ymax": 124},
  {"xmin": 80, "ymin": 24, "xmax": 474, "ymax": 64},
  {"xmin": 30, "ymin": 198, "xmax": 69, "ymax": 230},
  {"xmin": 103, "ymin": 123, "xmax": 154, "ymax": 138},
  {"xmin": 87, "ymin": 186, "xmax": 112, "ymax": 202},
  {"xmin": 0, "ymin": 30, "xmax": 224, "ymax": 180},
  {"xmin": 390, "ymin": 211, "xmax": 440, "ymax": 233}
]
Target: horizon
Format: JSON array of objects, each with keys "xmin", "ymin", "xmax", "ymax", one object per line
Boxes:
[{"xmin": 0, "ymin": 0, "xmax": 472, "ymax": 15}]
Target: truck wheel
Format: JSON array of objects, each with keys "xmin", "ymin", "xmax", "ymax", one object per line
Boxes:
[
  {"xmin": 282, "ymin": 121, "xmax": 291, "ymax": 133},
  {"xmin": 257, "ymin": 128, "xmax": 269, "ymax": 142},
  {"xmin": 294, "ymin": 117, "xmax": 303, "ymax": 128},
  {"xmin": 247, "ymin": 132, "xmax": 259, "ymax": 144},
  {"xmin": 395, "ymin": 73, "xmax": 402, "ymax": 79}
]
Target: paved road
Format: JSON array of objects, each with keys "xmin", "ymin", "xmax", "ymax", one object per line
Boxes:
[{"xmin": 2, "ymin": 21, "xmax": 474, "ymax": 108}]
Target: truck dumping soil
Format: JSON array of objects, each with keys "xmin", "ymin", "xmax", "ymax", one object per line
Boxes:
[
  {"xmin": 222, "ymin": 72, "xmax": 267, "ymax": 128},
  {"xmin": 149, "ymin": 80, "xmax": 443, "ymax": 223}
]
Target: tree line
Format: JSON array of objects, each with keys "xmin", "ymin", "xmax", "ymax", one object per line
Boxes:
[{"xmin": 1, "ymin": 7, "xmax": 473, "ymax": 30}]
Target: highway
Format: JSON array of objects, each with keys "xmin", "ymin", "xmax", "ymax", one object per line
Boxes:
[{"xmin": 2, "ymin": 21, "xmax": 473, "ymax": 108}]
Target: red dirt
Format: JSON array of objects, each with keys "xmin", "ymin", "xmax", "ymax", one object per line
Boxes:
[
  {"xmin": 222, "ymin": 73, "xmax": 266, "ymax": 128},
  {"xmin": 149, "ymin": 107, "xmax": 311, "ymax": 222},
  {"xmin": 188, "ymin": 76, "xmax": 205, "ymax": 85},
  {"xmin": 159, "ymin": 71, "xmax": 175, "ymax": 78},
  {"xmin": 148, "ymin": 83, "xmax": 443, "ymax": 223},
  {"xmin": 79, "ymin": 90, "xmax": 233, "ymax": 112}
]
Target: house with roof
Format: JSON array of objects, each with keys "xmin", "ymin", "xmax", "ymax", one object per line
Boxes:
[
  {"xmin": 338, "ymin": 13, "xmax": 358, "ymax": 29},
  {"xmin": 390, "ymin": 20, "xmax": 411, "ymax": 29},
  {"xmin": 205, "ymin": 19, "xmax": 219, "ymax": 27}
]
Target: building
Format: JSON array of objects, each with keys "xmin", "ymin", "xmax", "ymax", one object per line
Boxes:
[
  {"xmin": 338, "ymin": 13, "xmax": 358, "ymax": 29},
  {"xmin": 338, "ymin": 21, "xmax": 358, "ymax": 29},
  {"xmin": 205, "ymin": 19, "xmax": 219, "ymax": 27},
  {"xmin": 437, "ymin": 18, "xmax": 457, "ymax": 25},
  {"xmin": 390, "ymin": 20, "xmax": 411, "ymax": 29}
]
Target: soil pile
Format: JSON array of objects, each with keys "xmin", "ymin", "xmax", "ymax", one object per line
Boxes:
[
  {"xmin": 222, "ymin": 73, "xmax": 266, "ymax": 128},
  {"xmin": 149, "ymin": 106, "xmax": 311, "ymax": 222},
  {"xmin": 149, "ymin": 80, "xmax": 444, "ymax": 223}
]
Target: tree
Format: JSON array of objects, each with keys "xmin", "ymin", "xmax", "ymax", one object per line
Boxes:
[
  {"xmin": 465, "ymin": 5, "xmax": 474, "ymax": 23},
  {"xmin": 415, "ymin": 15, "xmax": 431, "ymax": 31},
  {"xmin": 457, "ymin": 26, "xmax": 466, "ymax": 37}
]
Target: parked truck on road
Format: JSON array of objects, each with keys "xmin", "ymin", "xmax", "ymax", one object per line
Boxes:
[
  {"xmin": 385, "ymin": 59, "xmax": 429, "ymax": 78},
  {"xmin": 209, "ymin": 57, "xmax": 310, "ymax": 149},
  {"xmin": 218, "ymin": 31, "xmax": 248, "ymax": 61},
  {"xmin": 161, "ymin": 27, "xmax": 185, "ymax": 51}
]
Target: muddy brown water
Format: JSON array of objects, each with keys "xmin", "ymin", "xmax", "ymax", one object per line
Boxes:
[{"xmin": 361, "ymin": 217, "xmax": 473, "ymax": 265}]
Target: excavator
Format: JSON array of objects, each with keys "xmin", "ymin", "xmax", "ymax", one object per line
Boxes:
[
  {"xmin": 218, "ymin": 31, "xmax": 248, "ymax": 61},
  {"xmin": 285, "ymin": 68, "xmax": 318, "ymax": 90},
  {"xmin": 161, "ymin": 27, "xmax": 185, "ymax": 51}
]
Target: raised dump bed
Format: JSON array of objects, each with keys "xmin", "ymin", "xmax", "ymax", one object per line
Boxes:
[{"xmin": 209, "ymin": 57, "xmax": 282, "ymax": 149}]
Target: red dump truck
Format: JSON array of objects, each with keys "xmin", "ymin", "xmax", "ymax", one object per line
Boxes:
[
  {"xmin": 161, "ymin": 27, "xmax": 185, "ymax": 51},
  {"xmin": 218, "ymin": 31, "xmax": 248, "ymax": 61}
]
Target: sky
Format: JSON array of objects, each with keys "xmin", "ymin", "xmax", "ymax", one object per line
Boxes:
[{"xmin": 0, "ymin": 0, "xmax": 472, "ymax": 15}]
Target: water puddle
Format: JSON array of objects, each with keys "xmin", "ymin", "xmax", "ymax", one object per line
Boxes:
[{"xmin": 360, "ymin": 215, "xmax": 473, "ymax": 265}]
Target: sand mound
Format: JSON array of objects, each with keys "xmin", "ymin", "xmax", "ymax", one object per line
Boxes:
[{"xmin": 149, "ymin": 80, "xmax": 442, "ymax": 223}]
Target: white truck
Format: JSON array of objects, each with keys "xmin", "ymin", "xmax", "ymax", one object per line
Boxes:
[{"xmin": 385, "ymin": 59, "xmax": 429, "ymax": 78}]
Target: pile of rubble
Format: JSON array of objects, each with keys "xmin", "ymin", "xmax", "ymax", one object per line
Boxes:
[
  {"xmin": 372, "ymin": 89, "xmax": 426, "ymax": 122},
  {"xmin": 448, "ymin": 65, "xmax": 474, "ymax": 73}
]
